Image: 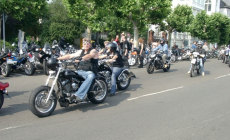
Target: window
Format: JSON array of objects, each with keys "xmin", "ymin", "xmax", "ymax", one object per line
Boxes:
[{"xmin": 205, "ymin": 0, "xmax": 211, "ymax": 12}]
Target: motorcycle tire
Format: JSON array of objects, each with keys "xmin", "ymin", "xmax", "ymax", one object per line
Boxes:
[
  {"xmin": 146, "ymin": 62, "xmax": 154, "ymax": 74},
  {"xmin": 128, "ymin": 57, "xmax": 136, "ymax": 66},
  {"xmin": 117, "ymin": 71, "xmax": 131, "ymax": 90},
  {"xmin": 24, "ymin": 62, "xmax": 36, "ymax": 76},
  {"xmin": 0, "ymin": 93, "xmax": 4, "ymax": 109},
  {"xmin": 88, "ymin": 78, "xmax": 108, "ymax": 104},
  {"xmin": 190, "ymin": 64, "xmax": 195, "ymax": 77},
  {"xmin": 163, "ymin": 64, "xmax": 170, "ymax": 72},
  {"xmin": 43, "ymin": 60, "xmax": 49, "ymax": 75},
  {"xmin": 29, "ymin": 86, "xmax": 57, "ymax": 117},
  {"xmin": 1, "ymin": 62, "xmax": 11, "ymax": 77}
]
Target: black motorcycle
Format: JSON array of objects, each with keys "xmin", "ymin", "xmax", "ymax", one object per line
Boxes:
[
  {"xmin": 29, "ymin": 58, "xmax": 108, "ymax": 117},
  {"xmin": 146, "ymin": 51, "xmax": 170, "ymax": 74},
  {"xmin": 98, "ymin": 59, "xmax": 135, "ymax": 91},
  {"xmin": 28, "ymin": 43, "xmax": 52, "ymax": 75}
]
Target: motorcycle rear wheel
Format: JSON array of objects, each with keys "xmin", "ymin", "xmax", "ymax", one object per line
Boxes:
[
  {"xmin": 117, "ymin": 71, "xmax": 131, "ymax": 90},
  {"xmin": 1, "ymin": 62, "xmax": 11, "ymax": 77},
  {"xmin": 29, "ymin": 86, "xmax": 57, "ymax": 117},
  {"xmin": 0, "ymin": 94, "xmax": 4, "ymax": 109},
  {"xmin": 163, "ymin": 64, "xmax": 170, "ymax": 72},
  {"xmin": 88, "ymin": 79, "xmax": 108, "ymax": 104}
]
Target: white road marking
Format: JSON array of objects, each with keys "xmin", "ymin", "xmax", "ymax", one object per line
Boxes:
[
  {"xmin": 127, "ymin": 86, "xmax": 184, "ymax": 101},
  {"xmin": 215, "ymin": 74, "xmax": 230, "ymax": 79},
  {"xmin": 0, "ymin": 125, "xmax": 24, "ymax": 132}
]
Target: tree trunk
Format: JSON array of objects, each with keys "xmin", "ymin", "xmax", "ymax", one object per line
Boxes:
[
  {"xmin": 133, "ymin": 22, "xmax": 139, "ymax": 48},
  {"xmin": 86, "ymin": 27, "xmax": 91, "ymax": 40},
  {"xmin": 168, "ymin": 30, "xmax": 172, "ymax": 48}
]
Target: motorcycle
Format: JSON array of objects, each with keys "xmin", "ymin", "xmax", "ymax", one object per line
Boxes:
[
  {"xmin": 29, "ymin": 58, "xmax": 108, "ymax": 117},
  {"xmin": 0, "ymin": 82, "xmax": 9, "ymax": 109},
  {"xmin": 1, "ymin": 51, "xmax": 35, "ymax": 77},
  {"xmin": 28, "ymin": 43, "xmax": 52, "ymax": 75},
  {"xmin": 146, "ymin": 51, "xmax": 171, "ymax": 74},
  {"xmin": 189, "ymin": 52, "xmax": 205, "ymax": 77},
  {"xmin": 98, "ymin": 59, "xmax": 136, "ymax": 91},
  {"xmin": 0, "ymin": 51, "xmax": 11, "ymax": 75},
  {"xmin": 128, "ymin": 48, "xmax": 138, "ymax": 66}
]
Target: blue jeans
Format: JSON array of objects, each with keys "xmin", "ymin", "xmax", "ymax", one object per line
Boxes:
[
  {"xmin": 189, "ymin": 58, "xmax": 204, "ymax": 73},
  {"xmin": 111, "ymin": 67, "xmax": 123, "ymax": 94},
  {"xmin": 74, "ymin": 70, "xmax": 95, "ymax": 100}
]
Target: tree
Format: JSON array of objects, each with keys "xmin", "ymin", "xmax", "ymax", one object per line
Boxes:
[
  {"xmin": 40, "ymin": 0, "xmax": 84, "ymax": 44},
  {"xmin": 0, "ymin": 0, "xmax": 47, "ymax": 43},
  {"xmin": 164, "ymin": 5, "xmax": 194, "ymax": 47},
  {"xmin": 190, "ymin": 11, "xmax": 230, "ymax": 46},
  {"xmin": 116, "ymin": 0, "xmax": 171, "ymax": 47}
]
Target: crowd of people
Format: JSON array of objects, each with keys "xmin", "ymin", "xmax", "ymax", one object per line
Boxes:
[{"xmin": 57, "ymin": 31, "xmax": 213, "ymax": 102}]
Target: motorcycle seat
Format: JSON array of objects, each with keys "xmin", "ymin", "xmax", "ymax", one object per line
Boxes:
[{"xmin": 0, "ymin": 82, "xmax": 9, "ymax": 89}]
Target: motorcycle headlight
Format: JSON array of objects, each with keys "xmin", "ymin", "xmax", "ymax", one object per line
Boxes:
[{"xmin": 150, "ymin": 54, "xmax": 156, "ymax": 58}]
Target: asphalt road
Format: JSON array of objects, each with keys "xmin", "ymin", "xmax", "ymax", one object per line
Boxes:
[{"xmin": 0, "ymin": 59, "xmax": 230, "ymax": 140}]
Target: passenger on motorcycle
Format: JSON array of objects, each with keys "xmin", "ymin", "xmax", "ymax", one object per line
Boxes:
[
  {"xmin": 152, "ymin": 38, "xmax": 169, "ymax": 67},
  {"xmin": 99, "ymin": 42, "xmax": 124, "ymax": 96},
  {"xmin": 58, "ymin": 38, "xmax": 99, "ymax": 101},
  {"xmin": 187, "ymin": 41, "xmax": 206, "ymax": 76}
]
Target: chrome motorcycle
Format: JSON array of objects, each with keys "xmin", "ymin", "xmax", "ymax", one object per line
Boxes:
[
  {"xmin": 98, "ymin": 59, "xmax": 135, "ymax": 91},
  {"xmin": 29, "ymin": 58, "xmax": 108, "ymax": 117}
]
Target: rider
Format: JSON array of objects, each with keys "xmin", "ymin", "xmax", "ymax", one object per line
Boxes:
[
  {"xmin": 100, "ymin": 42, "xmax": 124, "ymax": 96},
  {"xmin": 57, "ymin": 38, "xmax": 99, "ymax": 101},
  {"xmin": 187, "ymin": 41, "xmax": 206, "ymax": 76},
  {"xmin": 152, "ymin": 38, "xmax": 169, "ymax": 67}
]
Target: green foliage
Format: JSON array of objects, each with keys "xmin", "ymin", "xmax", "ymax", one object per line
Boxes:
[
  {"xmin": 190, "ymin": 11, "xmax": 209, "ymax": 41},
  {"xmin": 190, "ymin": 11, "xmax": 230, "ymax": 45},
  {"xmin": 0, "ymin": 40, "xmax": 17, "ymax": 50},
  {"xmin": 40, "ymin": 0, "xmax": 85, "ymax": 44},
  {"xmin": 166, "ymin": 5, "xmax": 194, "ymax": 32}
]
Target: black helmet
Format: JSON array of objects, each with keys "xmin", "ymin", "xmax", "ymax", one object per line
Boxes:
[
  {"xmin": 47, "ymin": 58, "xmax": 58, "ymax": 70},
  {"xmin": 160, "ymin": 38, "xmax": 165, "ymax": 44},
  {"xmin": 107, "ymin": 42, "xmax": 117, "ymax": 52}
]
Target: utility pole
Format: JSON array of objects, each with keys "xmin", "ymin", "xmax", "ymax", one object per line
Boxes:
[{"xmin": 2, "ymin": 12, "xmax": 6, "ymax": 52}]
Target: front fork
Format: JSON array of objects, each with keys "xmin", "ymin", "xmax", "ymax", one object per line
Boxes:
[{"xmin": 45, "ymin": 68, "xmax": 61, "ymax": 103}]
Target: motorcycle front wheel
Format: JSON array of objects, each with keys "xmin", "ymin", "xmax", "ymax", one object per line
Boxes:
[
  {"xmin": 117, "ymin": 71, "xmax": 131, "ymax": 90},
  {"xmin": 0, "ymin": 93, "xmax": 4, "ymax": 109},
  {"xmin": 24, "ymin": 61, "xmax": 35, "ymax": 76},
  {"xmin": 43, "ymin": 60, "xmax": 49, "ymax": 75},
  {"xmin": 146, "ymin": 62, "xmax": 154, "ymax": 74},
  {"xmin": 29, "ymin": 86, "xmax": 57, "ymax": 117},
  {"xmin": 88, "ymin": 78, "xmax": 108, "ymax": 104},
  {"xmin": 190, "ymin": 64, "xmax": 195, "ymax": 77}
]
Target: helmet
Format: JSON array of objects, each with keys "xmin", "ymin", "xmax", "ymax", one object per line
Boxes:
[
  {"xmin": 197, "ymin": 41, "xmax": 203, "ymax": 45},
  {"xmin": 160, "ymin": 38, "xmax": 165, "ymax": 44},
  {"xmin": 107, "ymin": 42, "xmax": 117, "ymax": 52},
  {"xmin": 47, "ymin": 58, "xmax": 58, "ymax": 70}
]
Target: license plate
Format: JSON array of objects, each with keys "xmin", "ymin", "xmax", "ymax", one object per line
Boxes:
[
  {"xmin": 7, "ymin": 59, "xmax": 17, "ymax": 64},
  {"xmin": 191, "ymin": 59, "xmax": 196, "ymax": 64}
]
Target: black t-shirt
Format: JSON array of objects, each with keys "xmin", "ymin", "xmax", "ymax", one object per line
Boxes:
[
  {"xmin": 120, "ymin": 40, "xmax": 130, "ymax": 52},
  {"xmin": 109, "ymin": 51, "xmax": 124, "ymax": 68}
]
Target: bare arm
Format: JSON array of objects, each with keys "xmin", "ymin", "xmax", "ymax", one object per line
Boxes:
[{"xmin": 82, "ymin": 49, "xmax": 98, "ymax": 61}]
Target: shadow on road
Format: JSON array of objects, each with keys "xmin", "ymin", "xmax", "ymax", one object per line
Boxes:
[
  {"xmin": 6, "ymin": 90, "xmax": 28, "ymax": 98},
  {"xmin": 53, "ymin": 83, "xmax": 142, "ymax": 116},
  {"xmin": 0, "ymin": 103, "xmax": 28, "ymax": 116}
]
